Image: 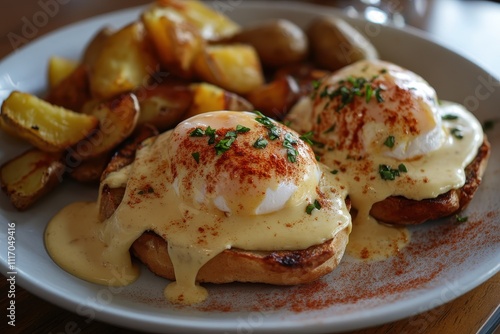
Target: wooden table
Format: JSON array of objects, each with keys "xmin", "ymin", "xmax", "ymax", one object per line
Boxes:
[{"xmin": 1, "ymin": 1, "xmax": 499, "ymax": 333}]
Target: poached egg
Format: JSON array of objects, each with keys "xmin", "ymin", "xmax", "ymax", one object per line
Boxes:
[{"xmin": 287, "ymin": 59, "xmax": 484, "ymax": 259}]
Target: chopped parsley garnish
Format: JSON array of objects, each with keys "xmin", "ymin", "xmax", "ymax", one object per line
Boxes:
[
  {"xmin": 254, "ymin": 110, "xmax": 281, "ymax": 140},
  {"xmin": 215, "ymin": 134, "xmax": 236, "ymax": 155},
  {"xmin": 253, "ymin": 137, "xmax": 268, "ymax": 149},
  {"xmin": 331, "ymin": 169, "xmax": 339, "ymax": 175},
  {"xmin": 451, "ymin": 128, "xmax": 463, "ymax": 139},
  {"xmin": 379, "ymin": 164, "xmax": 407, "ymax": 180},
  {"xmin": 456, "ymin": 215, "xmax": 468, "ymax": 223},
  {"xmin": 192, "ymin": 152, "xmax": 200, "ymax": 163},
  {"xmin": 384, "ymin": 135, "xmax": 395, "ymax": 148},
  {"xmin": 190, "ymin": 128, "xmax": 205, "ymax": 137},
  {"xmin": 299, "ymin": 131, "xmax": 315, "ymax": 146},
  {"xmin": 317, "ymin": 75, "xmax": 385, "ymax": 111},
  {"xmin": 205, "ymin": 126, "xmax": 217, "ymax": 144},
  {"xmin": 442, "ymin": 114, "xmax": 459, "ymax": 120},
  {"xmin": 190, "ymin": 124, "xmax": 250, "ymax": 156},
  {"xmin": 254, "ymin": 110, "xmax": 275, "ymax": 128},
  {"xmin": 268, "ymin": 126, "xmax": 281, "ymax": 140},
  {"xmin": 283, "ymin": 132, "xmax": 298, "ymax": 163},
  {"xmin": 375, "ymin": 87, "xmax": 385, "ymax": 102},
  {"xmin": 365, "ymin": 84, "xmax": 373, "ymax": 103},
  {"xmin": 236, "ymin": 124, "xmax": 250, "ymax": 133},
  {"xmin": 299, "ymin": 131, "xmax": 325, "ymax": 149},
  {"xmin": 306, "ymin": 200, "xmax": 321, "ymax": 215}
]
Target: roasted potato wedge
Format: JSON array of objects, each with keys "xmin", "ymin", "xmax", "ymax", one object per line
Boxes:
[
  {"xmin": 142, "ymin": 4, "xmax": 204, "ymax": 79},
  {"xmin": 0, "ymin": 149, "xmax": 64, "ymax": 210},
  {"xmin": 47, "ymin": 56, "xmax": 79, "ymax": 88},
  {"xmin": 73, "ymin": 93, "xmax": 140, "ymax": 161},
  {"xmin": 45, "ymin": 64, "xmax": 91, "ymax": 112},
  {"xmin": 245, "ymin": 75, "xmax": 300, "ymax": 119},
  {"xmin": 155, "ymin": 0, "xmax": 240, "ymax": 41},
  {"xmin": 101, "ymin": 123, "xmax": 159, "ymax": 182},
  {"xmin": 193, "ymin": 44, "xmax": 264, "ymax": 95},
  {"xmin": 89, "ymin": 22, "xmax": 159, "ymax": 99},
  {"xmin": 307, "ymin": 16, "xmax": 378, "ymax": 71},
  {"xmin": 186, "ymin": 82, "xmax": 253, "ymax": 118},
  {"xmin": 226, "ymin": 19, "xmax": 308, "ymax": 68},
  {"xmin": 82, "ymin": 26, "xmax": 114, "ymax": 67},
  {"xmin": 68, "ymin": 153, "xmax": 111, "ymax": 183},
  {"xmin": 0, "ymin": 91, "xmax": 99, "ymax": 152},
  {"xmin": 136, "ymin": 82, "xmax": 194, "ymax": 131}
]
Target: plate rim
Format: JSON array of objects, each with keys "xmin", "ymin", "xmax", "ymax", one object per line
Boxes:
[{"xmin": 0, "ymin": 2, "xmax": 499, "ymax": 333}]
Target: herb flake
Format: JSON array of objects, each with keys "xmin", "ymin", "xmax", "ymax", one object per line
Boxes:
[{"xmin": 306, "ymin": 199, "xmax": 321, "ymax": 215}]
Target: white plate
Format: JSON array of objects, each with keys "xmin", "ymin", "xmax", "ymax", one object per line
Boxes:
[{"xmin": 0, "ymin": 2, "xmax": 499, "ymax": 333}]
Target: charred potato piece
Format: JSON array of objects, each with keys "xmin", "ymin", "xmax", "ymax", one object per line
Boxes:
[
  {"xmin": 245, "ymin": 75, "xmax": 300, "ymax": 119},
  {"xmin": 73, "ymin": 93, "xmax": 139, "ymax": 161},
  {"xmin": 0, "ymin": 91, "xmax": 99, "ymax": 152},
  {"xmin": 101, "ymin": 123, "xmax": 159, "ymax": 182},
  {"xmin": 0, "ymin": 149, "xmax": 64, "ymax": 210},
  {"xmin": 45, "ymin": 64, "xmax": 91, "ymax": 112},
  {"xmin": 185, "ymin": 82, "xmax": 253, "ymax": 119},
  {"xmin": 136, "ymin": 82, "xmax": 194, "ymax": 131},
  {"xmin": 307, "ymin": 16, "xmax": 378, "ymax": 71},
  {"xmin": 68, "ymin": 153, "xmax": 111, "ymax": 183},
  {"xmin": 227, "ymin": 19, "xmax": 308, "ymax": 68},
  {"xmin": 47, "ymin": 56, "xmax": 79, "ymax": 88},
  {"xmin": 193, "ymin": 44, "xmax": 264, "ymax": 95},
  {"xmin": 89, "ymin": 22, "xmax": 159, "ymax": 99}
]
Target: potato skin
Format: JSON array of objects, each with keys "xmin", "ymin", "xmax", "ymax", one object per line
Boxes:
[
  {"xmin": 228, "ymin": 19, "xmax": 309, "ymax": 68},
  {"xmin": 0, "ymin": 149, "xmax": 64, "ymax": 210},
  {"xmin": 307, "ymin": 16, "xmax": 378, "ymax": 71},
  {"xmin": 370, "ymin": 138, "xmax": 491, "ymax": 225}
]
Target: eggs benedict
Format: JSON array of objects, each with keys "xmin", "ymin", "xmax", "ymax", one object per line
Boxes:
[
  {"xmin": 286, "ymin": 59, "xmax": 490, "ymax": 258},
  {"xmin": 45, "ymin": 111, "xmax": 352, "ymax": 304}
]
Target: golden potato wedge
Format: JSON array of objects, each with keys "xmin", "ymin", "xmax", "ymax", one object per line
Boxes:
[
  {"xmin": 156, "ymin": 0, "xmax": 240, "ymax": 41},
  {"xmin": 136, "ymin": 82, "xmax": 194, "ymax": 131},
  {"xmin": 47, "ymin": 56, "xmax": 79, "ymax": 88},
  {"xmin": 185, "ymin": 82, "xmax": 253, "ymax": 119},
  {"xmin": 0, "ymin": 149, "xmax": 64, "ymax": 210},
  {"xmin": 245, "ymin": 75, "xmax": 300, "ymax": 119},
  {"xmin": 71, "ymin": 93, "xmax": 140, "ymax": 161},
  {"xmin": 82, "ymin": 26, "xmax": 114, "ymax": 67},
  {"xmin": 89, "ymin": 22, "xmax": 159, "ymax": 99},
  {"xmin": 68, "ymin": 153, "xmax": 111, "ymax": 183},
  {"xmin": 193, "ymin": 44, "xmax": 264, "ymax": 94},
  {"xmin": 45, "ymin": 64, "xmax": 91, "ymax": 112},
  {"xmin": 0, "ymin": 91, "xmax": 99, "ymax": 152},
  {"xmin": 142, "ymin": 4, "xmax": 204, "ymax": 79}
]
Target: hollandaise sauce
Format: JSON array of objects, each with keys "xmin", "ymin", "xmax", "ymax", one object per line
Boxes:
[{"xmin": 45, "ymin": 111, "xmax": 352, "ymax": 305}]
